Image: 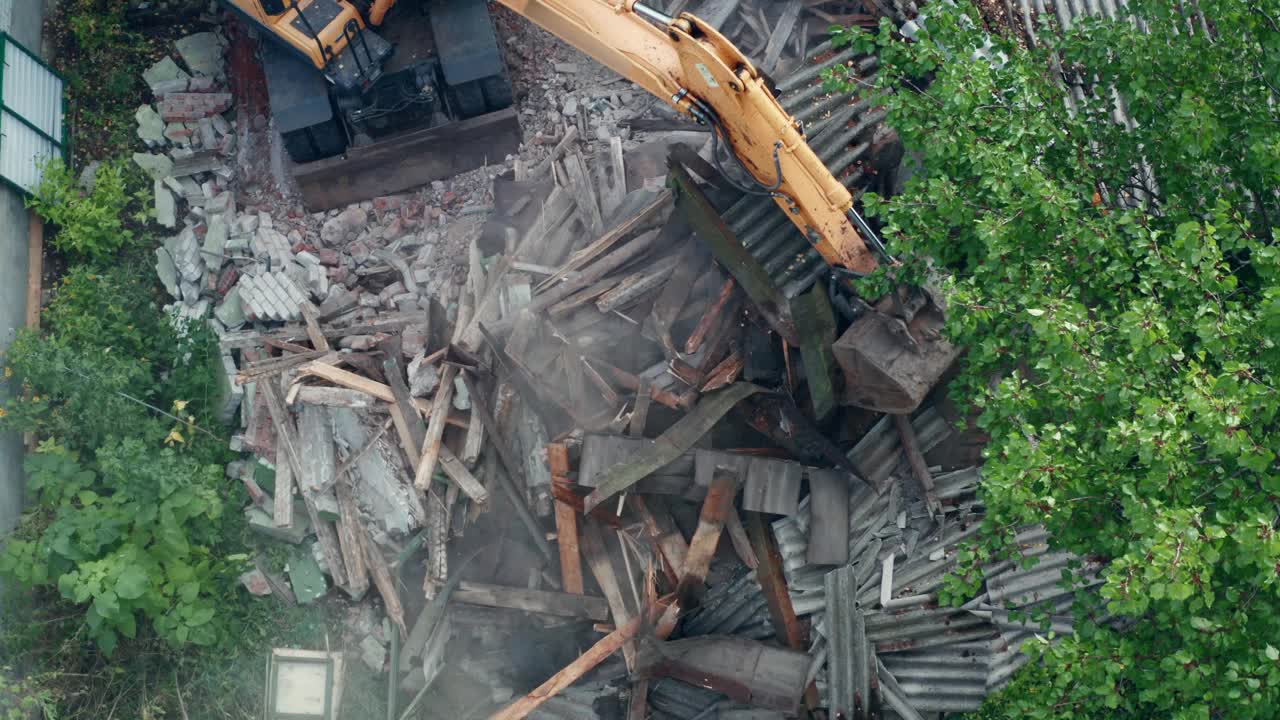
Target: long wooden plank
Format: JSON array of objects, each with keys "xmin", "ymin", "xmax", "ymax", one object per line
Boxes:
[
  {"xmin": 26, "ymin": 211, "xmax": 42, "ymax": 330},
  {"xmin": 414, "ymin": 364, "xmax": 459, "ymax": 490},
  {"xmin": 488, "ymin": 615, "xmax": 644, "ymax": 720},
  {"xmin": 582, "ymin": 519, "xmax": 637, "ymax": 669},
  {"xmin": 548, "ymin": 443, "xmax": 585, "ymax": 594},
  {"xmin": 260, "ymin": 380, "xmax": 304, "ymax": 479},
  {"xmin": 438, "ymin": 445, "xmax": 490, "ymax": 505},
  {"xmin": 379, "ymin": 337, "xmax": 426, "ymax": 453},
  {"xmin": 676, "ymin": 470, "xmax": 740, "ymax": 604},
  {"xmin": 272, "ymin": 456, "xmax": 296, "ymax": 528},
  {"xmin": 746, "ymin": 510, "xmax": 808, "ymax": 651},
  {"xmin": 454, "ymin": 582, "xmax": 609, "ymax": 620},
  {"xmin": 358, "ymin": 520, "xmax": 407, "ymax": 640},
  {"xmin": 297, "ymin": 362, "xmax": 433, "ymax": 415},
  {"xmin": 334, "ymin": 476, "xmax": 371, "ymax": 599},
  {"xmin": 631, "ymin": 496, "xmax": 688, "ymax": 584},
  {"xmin": 893, "ymin": 413, "xmax": 941, "ymax": 515}
]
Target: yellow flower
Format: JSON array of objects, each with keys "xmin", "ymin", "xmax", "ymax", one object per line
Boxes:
[
  {"xmin": 0, "ymin": 408, "xmax": 7, "ymax": 418},
  {"xmin": 31, "ymin": 395, "xmax": 40, "ymax": 402},
  {"xmin": 3, "ymin": 367, "xmax": 11, "ymax": 378},
  {"xmin": 173, "ymin": 399, "xmax": 189, "ymax": 412},
  {"xmin": 165, "ymin": 429, "xmax": 185, "ymax": 445}
]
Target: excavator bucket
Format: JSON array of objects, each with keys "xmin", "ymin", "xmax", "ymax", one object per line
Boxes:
[{"xmin": 833, "ymin": 288, "xmax": 960, "ymax": 414}]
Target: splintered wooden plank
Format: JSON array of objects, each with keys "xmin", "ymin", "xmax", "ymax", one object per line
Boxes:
[
  {"xmin": 358, "ymin": 521, "xmax": 407, "ymax": 640},
  {"xmin": 334, "ymin": 476, "xmax": 371, "ymax": 599},
  {"xmin": 260, "ymin": 380, "xmax": 303, "ymax": 478},
  {"xmin": 273, "ymin": 457, "xmax": 296, "ymax": 528},
  {"xmin": 807, "ymin": 469, "xmax": 851, "ymax": 565},
  {"xmin": 746, "ymin": 510, "xmax": 808, "ymax": 651},
  {"xmin": 602, "ymin": 136, "xmax": 628, "ymax": 221},
  {"xmin": 438, "ymin": 445, "xmax": 490, "ymax": 505},
  {"xmin": 724, "ymin": 505, "xmax": 760, "ymax": 570},
  {"xmin": 488, "ymin": 615, "xmax": 644, "ymax": 720},
  {"xmin": 676, "ymin": 470, "xmax": 740, "ymax": 604},
  {"xmin": 631, "ymin": 495, "xmax": 689, "ymax": 584},
  {"xmin": 454, "ymin": 582, "xmax": 609, "ymax": 620},
  {"xmin": 534, "ymin": 190, "xmax": 673, "ymax": 294},
  {"xmin": 565, "ymin": 151, "xmax": 604, "ymax": 235},
  {"xmin": 893, "ymin": 413, "xmax": 942, "ymax": 516},
  {"xmin": 297, "ymin": 362, "xmax": 432, "ymax": 414},
  {"xmin": 582, "ymin": 519, "xmax": 637, "ymax": 669},
  {"xmin": 300, "ymin": 302, "xmax": 330, "ymax": 352},
  {"xmin": 414, "ymin": 364, "xmax": 459, "ymax": 490},
  {"xmin": 554, "ymin": 496, "xmax": 585, "ymax": 594},
  {"xmin": 548, "ymin": 443, "xmax": 585, "ymax": 594},
  {"xmin": 629, "ymin": 383, "xmax": 652, "ymax": 438},
  {"xmin": 762, "ymin": 0, "xmax": 804, "ymax": 72}
]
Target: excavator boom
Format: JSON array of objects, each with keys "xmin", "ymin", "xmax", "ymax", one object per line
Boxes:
[{"xmin": 495, "ymin": 0, "xmax": 880, "ymax": 275}]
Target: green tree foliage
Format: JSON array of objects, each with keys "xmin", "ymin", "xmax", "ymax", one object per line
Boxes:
[
  {"xmin": 0, "ymin": 441, "xmax": 230, "ymax": 655},
  {"xmin": 826, "ymin": 2, "xmax": 1280, "ymax": 717}
]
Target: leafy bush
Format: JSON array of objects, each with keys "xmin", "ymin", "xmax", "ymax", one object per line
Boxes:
[
  {"xmin": 0, "ymin": 440, "xmax": 230, "ymax": 655},
  {"xmin": 1, "ymin": 264, "xmax": 226, "ymax": 453},
  {"xmin": 27, "ymin": 159, "xmax": 150, "ymax": 261},
  {"xmin": 827, "ymin": 2, "xmax": 1280, "ymax": 717}
]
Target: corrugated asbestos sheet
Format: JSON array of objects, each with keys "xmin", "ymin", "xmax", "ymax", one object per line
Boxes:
[
  {"xmin": 0, "ymin": 33, "xmax": 65, "ymax": 193},
  {"xmin": 764, "ymin": 402, "xmax": 1105, "ymax": 717}
]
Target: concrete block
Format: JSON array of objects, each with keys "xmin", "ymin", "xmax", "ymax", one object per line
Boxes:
[
  {"xmin": 216, "ymin": 351, "xmax": 243, "ymax": 423},
  {"xmin": 156, "ymin": 247, "xmax": 180, "ymax": 299},
  {"xmin": 214, "ymin": 287, "xmax": 246, "ymax": 328},
  {"xmin": 204, "ymin": 214, "xmax": 229, "ymax": 257},
  {"xmin": 133, "ymin": 152, "xmax": 174, "ymax": 180},
  {"xmin": 176, "ymin": 32, "xmax": 225, "ymax": 79},
  {"xmin": 247, "ymin": 505, "xmax": 310, "ymax": 544},
  {"xmin": 136, "ymin": 105, "xmax": 166, "ymax": 146},
  {"xmin": 330, "ymin": 408, "xmax": 424, "ymax": 535},
  {"xmin": 143, "ymin": 56, "xmax": 191, "ymax": 94}
]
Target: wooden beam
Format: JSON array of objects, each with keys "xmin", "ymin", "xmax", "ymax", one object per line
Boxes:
[
  {"xmin": 438, "ymin": 445, "xmax": 490, "ymax": 505},
  {"xmin": 359, "ymin": 520, "xmax": 407, "ymax": 640},
  {"xmin": 630, "ymin": 495, "xmax": 688, "ymax": 584},
  {"xmin": 676, "ymin": 470, "xmax": 740, "ymax": 604},
  {"xmin": 724, "ymin": 506, "xmax": 759, "ymax": 570},
  {"xmin": 746, "ymin": 510, "xmax": 807, "ymax": 651},
  {"xmin": 582, "ymin": 519, "xmax": 637, "ymax": 669},
  {"xmin": 488, "ymin": 615, "xmax": 644, "ymax": 720},
  {"xmin": 297, "ymin": 362, "xmax": 433, "ymax": 415},
  {"xmin": 299, "ymin": 302, "xmax": 330, "ymax": 352},
  {"xmin": 334, "ymin": 476, "xmax": 371, "ymax": 599},
  {"xmin": 548, "ymin": 443, "xmax": 585, "ymax": 594},
  {"xmin": 272, "ymin": 456, "xmax": 296, "ymax": 528},
  {"xmin": 25, "ymin": 211, "xmax": 42, "ymax": 330},
  {"xmin": 414, "ymin": 364, "xmax": 459, "ymax": 490},
  {"xmin": 893, "ymin": 413, "xmax": 942, "ymax": 516},
  {"xmin": 379, "ymin": 337, "xmax": 426, "ymax": 453},
  {"xmin": 260, "ymin": 380, "xmax": 304, "ymax": 479},
  {"xmin": 629, "ymin": 383, "xmax": 652, "ymax": 438},
  {"xmin": 454, "ymin": 582, "xmax": 609, "ymax": 621}
]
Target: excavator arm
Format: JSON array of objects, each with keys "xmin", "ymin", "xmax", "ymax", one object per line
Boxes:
[{"xmin": 495, "ymin": 0, "xmax": 881, "ymax": 275}]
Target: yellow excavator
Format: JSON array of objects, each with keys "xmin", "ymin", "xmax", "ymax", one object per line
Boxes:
[
  {"xmin": 228, "ymin": 0, "xmax": 952, "ymax": 411},
  {"xmin": 225, "ymin": 0, "xmax": 886, "ymax": 275}
]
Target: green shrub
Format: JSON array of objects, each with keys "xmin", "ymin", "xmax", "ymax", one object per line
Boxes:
[
  {"xmin": 1, "ymin": 263, "xmax": 227, "ymax": 453},
  {"xmin": 0, "ymin": 440, "xmax": 232, "ymax": 655},
  {"xmin": 27, "ymin": 159, "xmax": 151, "ymax": 261}
]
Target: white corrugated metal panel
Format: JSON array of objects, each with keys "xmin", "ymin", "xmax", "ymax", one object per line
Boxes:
[
  {"xmin": 0, "ymin": 32, "xmax": 65, "ymax": 194},
  {"xmin": 0, "ymin": 109, "xmax": 57, "ymax": 192},
  {"xmin": 3, "ymin": 36, "xmax": 64, "ymax": 141}
]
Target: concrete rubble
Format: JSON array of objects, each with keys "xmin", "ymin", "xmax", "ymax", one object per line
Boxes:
[{"xmin": 147, "ymin": 2, "xmax": 1112, "ymax": 719}]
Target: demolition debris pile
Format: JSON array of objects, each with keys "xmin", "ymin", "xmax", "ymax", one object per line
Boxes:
[{"xmin": 141, "ymin": 1, "xmax": 1115, "ymax": 718}]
